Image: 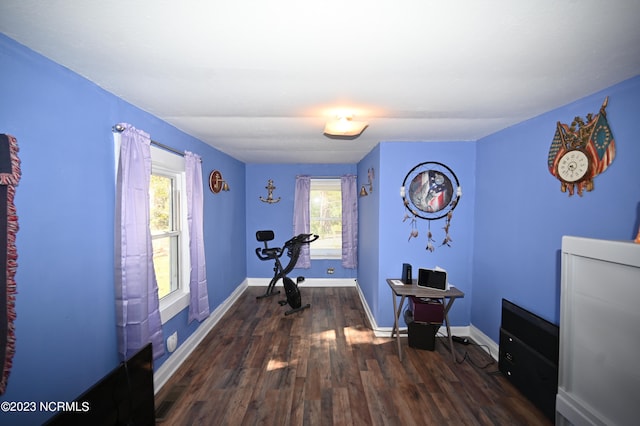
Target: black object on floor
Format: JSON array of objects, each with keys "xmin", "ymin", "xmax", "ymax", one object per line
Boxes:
[{"xmin": 404, "ymin": 310, "xmax": 440, "ymax": 351}]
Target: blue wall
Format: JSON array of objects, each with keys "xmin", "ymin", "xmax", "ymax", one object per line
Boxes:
[
  {"xmin": 0, "ymin": 34, "xmax": 246, "ymax": 424},
  {"xmin": 472, "ymin": 77, "xmax": 640, "ymax": 342},
  {"xmin": 246, "ymin": 163, "xmax": 358, "ymax": 279},
  {"xmin": 362, "ymin": 141, "xmax": 477, "ymax": 327},
  {"xmin": 356, "ymin": 146, "xmax": 381, "ymax": 320}
]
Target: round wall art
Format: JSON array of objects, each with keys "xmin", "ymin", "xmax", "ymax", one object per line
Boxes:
[{"xmin": 401, "ymin": 161, "xmax": 461, "ymax": 251}]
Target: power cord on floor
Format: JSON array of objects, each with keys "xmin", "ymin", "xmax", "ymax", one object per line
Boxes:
[
  {"xmin": 437, "ymin": 333, "xmax": 496, "ymax": 369},
  {"xmin": 405, "ymin": 308, "xmax": 497, "ymax": 371}
]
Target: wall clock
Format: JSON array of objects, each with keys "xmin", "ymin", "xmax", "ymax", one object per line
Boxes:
[
  {"xmin": 548, "ymin": 97, "xmax": 615, "ymax": 196},
  {"xmin": 556, "ymin": 149, "xmax": 590, "ymax": 183}
]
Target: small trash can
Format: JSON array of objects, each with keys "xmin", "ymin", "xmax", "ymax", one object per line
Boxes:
[{"xmin": 404, "ymin": 309, "xmax": 440, "ymax": 351}]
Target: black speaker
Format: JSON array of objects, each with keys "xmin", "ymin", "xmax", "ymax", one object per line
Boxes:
[{"xmin": 401, "ymin": 263, "xmax": 412, "ymax": 284}]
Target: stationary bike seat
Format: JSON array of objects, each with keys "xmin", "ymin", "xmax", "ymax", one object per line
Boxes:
[{"xmin": 260, "ymin": 247, "xmax": 280, "ymax": 258}]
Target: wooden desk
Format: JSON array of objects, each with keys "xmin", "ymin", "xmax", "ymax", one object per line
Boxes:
[{"xmin": 386, "ymin": 278, "xmax": 465, "ymax": 362}]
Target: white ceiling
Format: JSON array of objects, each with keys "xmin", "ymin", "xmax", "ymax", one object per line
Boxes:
[{"xmin": 2, "ymin": 1, "xmax": 640, "ymax": 164}]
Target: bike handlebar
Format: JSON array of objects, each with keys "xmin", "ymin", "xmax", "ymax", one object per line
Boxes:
[
  {"xmin": 255, "ymin": 233, "xmax": 319, "ymax": 261},
  {"xmin": 284, "ymin": 233, "xmax": 320, "ymax": 247}
]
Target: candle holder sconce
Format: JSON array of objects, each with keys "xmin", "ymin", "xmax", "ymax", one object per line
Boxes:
[
  {"xmin": 209, "ymin": 170, "xmax": 230, "ymax": 194},
  {"xmin": 360, "ymin": 167, "xmax": 374, "ymax": 196}
]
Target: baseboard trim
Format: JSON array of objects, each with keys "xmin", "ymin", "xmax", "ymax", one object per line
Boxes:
[
  {"xmin": 247, "ymin": 277, "xmax": 357, "ymax": 287},
  {"xmin": 354, "ymin": 281, "xmax": 376, "ymax": 330},
  {"xmin": 469, "ymin": 324, "xmax": 499, "ymax": 361},
  {"xmin": 153, "ymin": 279, "xmax": 248, "ymax": 394}
]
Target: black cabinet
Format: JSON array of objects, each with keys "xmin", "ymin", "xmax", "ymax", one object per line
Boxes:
[
  {"xmin": 499, "ymin": 329, "xmax": 558, "ymax": 420},
  {"xmin": 499, "ymin": 299, "xmax": 559, "ymax": 421}
]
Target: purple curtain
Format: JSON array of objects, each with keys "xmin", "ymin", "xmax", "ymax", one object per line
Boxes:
[
  {"xmin": 341, "ymin": 175, "xmax": 358, "ymax": 268},
  {"xmin": 293, "ymin": 175, "xmax": 311, "ymax": 268},
  {"xmin": 185, "ymin": 152, "xmax": 210, "ymax": 323},
  {"xmin": 115, "ymin": 124, "xmax": 164, "ymax": 361}
]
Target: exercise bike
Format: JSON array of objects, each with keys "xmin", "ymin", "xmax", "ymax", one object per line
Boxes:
[{"xmin": 255, "ymin": 230, "xmax": 319, "ymax": 315}]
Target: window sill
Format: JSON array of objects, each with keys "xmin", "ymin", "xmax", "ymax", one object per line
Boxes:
[
  {"xmin": 310, "ymin": 255, "xmax": 342, "ymax": 260},
  {"xmin": 159, "ymin": 290, "xmax": 189, "ymax": 324}
]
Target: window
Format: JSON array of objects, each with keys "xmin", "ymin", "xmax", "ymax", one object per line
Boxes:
[
  {"xmin": 149, "ymin": 173, "xmax": 179, "ymax": 299},
  {"xmin": 310, "ymin": 178, "xmax": 342, "ymax": 259},
  {"xmin": 150, "ymin": 146, "xmax": 190, "ymax": 323}
]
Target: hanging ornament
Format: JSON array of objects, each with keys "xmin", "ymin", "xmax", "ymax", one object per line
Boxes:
[
  {"xmin": 400, "ymin": 161, "xmax": 462, "ymax": 252},
  {"xmin": 426, "ymin": 221, "xmax": 436, "ymax": 252},
  {"xmin": 408, "ymin": 217, "xmax": 419, "ymax": 241}
]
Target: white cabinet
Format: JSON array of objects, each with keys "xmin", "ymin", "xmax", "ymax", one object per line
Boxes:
[{"xmin": 557, "ymin": 236, "xmax": 640, "ymax": 426}]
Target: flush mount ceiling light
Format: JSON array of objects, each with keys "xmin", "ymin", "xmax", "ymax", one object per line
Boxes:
[{"xmin": 323, "ymin": 115, "xmax": 368, "ymax": 139}]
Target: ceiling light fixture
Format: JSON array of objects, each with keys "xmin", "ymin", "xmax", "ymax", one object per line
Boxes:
[{"xmin": 323, "ymin": 115, "xmax": 368, "ymax": 139}]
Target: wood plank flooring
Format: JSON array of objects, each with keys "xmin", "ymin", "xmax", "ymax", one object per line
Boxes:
[{"xmin": 155, "ymin": 286, "xmax": 552, "ymax": 425}]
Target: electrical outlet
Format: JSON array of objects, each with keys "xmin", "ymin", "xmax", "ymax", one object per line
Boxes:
[{"xmin": 167, "ymin": 332, "xmax": 178, "ymax": 353}]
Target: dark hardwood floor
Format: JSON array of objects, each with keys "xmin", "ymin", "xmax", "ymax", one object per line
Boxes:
[{"xmin": 155, "ymin": 286, "xmax": 552, "ymax": 425}]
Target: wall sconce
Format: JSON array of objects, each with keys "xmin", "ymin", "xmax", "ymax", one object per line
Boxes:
[
  {"xmin": 360, "ymin": 167, "xmax": 374, "ymax": 197},
  {"xmin": 209, "ymin": 170, "xmax": 230, "ymax": 194},
  {"xmin": 323, "ymin": 115, "xmax": 368, "ymax": 139},
  {"xmin": 259, "ymin": 179, "xmax": 281, "ymax": 204}
]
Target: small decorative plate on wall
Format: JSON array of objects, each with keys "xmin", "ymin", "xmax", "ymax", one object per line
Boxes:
[{"xmin": 209, "ymin": 170, "xmax": 223, "ymax": 193}]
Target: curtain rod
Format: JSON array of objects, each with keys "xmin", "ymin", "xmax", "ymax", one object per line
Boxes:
[{"xmin": 112, "ymin": 124, "xmax": 187, "ymax": 158}]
